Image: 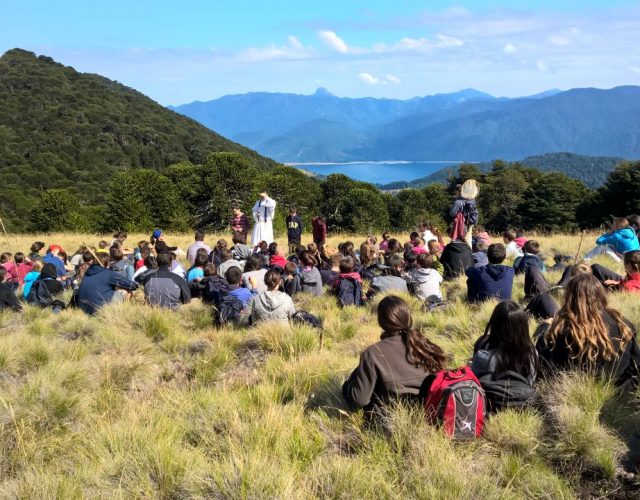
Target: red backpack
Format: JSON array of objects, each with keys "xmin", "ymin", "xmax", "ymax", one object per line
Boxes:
[{"xmin": 422, "ymin": 367, "xmax": 486, "ymax": 439}]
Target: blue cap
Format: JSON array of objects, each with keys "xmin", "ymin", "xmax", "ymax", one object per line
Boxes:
[{"xmin": 152, "ymin": 229, "xmax": 163, "ymax": 239}]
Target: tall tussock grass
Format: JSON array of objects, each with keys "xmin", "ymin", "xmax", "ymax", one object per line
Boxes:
[{"xmin": 0, "ymin": 232, "xmax": 638, "ymax": 497}]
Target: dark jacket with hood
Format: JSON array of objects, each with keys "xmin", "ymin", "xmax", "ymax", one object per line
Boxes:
[
  {"xmin": 440, "ymin": 240, "xmax": 473, "ymax": 280},
  {"xmin": 35, "ymin": 263, "xmax": 65, "ymax": 296},
  {"xmin": 0, "ymin": 282, "xmax": 21, "ymax": 311},
  {"xmin": 139, "ymin": 266, "xmax": 191, "ymax": 309},
  {"xmin": 466, "ymin": 264, "xmax": 514, "ymax": 303},
  {"xmin": 76, "ymin": 264, "xmax": 139, "ymax": 315}
]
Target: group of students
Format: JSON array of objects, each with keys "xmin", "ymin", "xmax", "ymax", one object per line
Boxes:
[{"xmin": 1, "ymin": 212, "xmax": 640, "ymax": 429}]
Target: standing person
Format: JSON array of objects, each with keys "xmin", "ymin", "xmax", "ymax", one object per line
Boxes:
[
  {"xmin": 342, "ymin": 296, "xmax": 448, "ymax": 422},
  {"xmin": 186, "ymin": 231, "xmax": 212, "ymax": 265},
  {"xmin": 252, "ymin": 192, "xmax": 276, "ymax": 245},
  {"xmin": 311, "ymin": 216, "xmax": 327, "ymax": 247},
  {"xmin": 449, "ymin": 181, "xmax": 479, "ymax": 247},
  {"xmin": 230, "ymin": 206, "xmax": 251, "ymax": 239},
  {"xmin": 286, "ymin": 207, "xmax": 303, "ymax": 256}
]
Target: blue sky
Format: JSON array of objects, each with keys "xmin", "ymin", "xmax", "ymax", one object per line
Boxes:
[{"xmin": 1, "ymin": 1, "xmax": 639, "ymax": 105}]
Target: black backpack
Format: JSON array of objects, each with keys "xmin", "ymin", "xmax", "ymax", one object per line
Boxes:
[
  {"xmin": 292, "ymin": 310, "xmax": 323, "ymax": 329},
  {"xmin": 337, "ymin": 277, "xmax": 363, "ymax": 307},
  {"xmin": 26, "ymin": 278, "xmax": 66, "ymax": 310},
  {"xmin": 462, "ymin": 200, "xmax": 479, "ymax": 226},
  {"xmin": 214, "ymin": 293, "xmax": 244, "ymax": 326},
  {"xmin": 478, "ymin": 371, "xmax": 536, "ymax": 412}
]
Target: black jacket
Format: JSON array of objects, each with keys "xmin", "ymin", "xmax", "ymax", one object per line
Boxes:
[
  {"xmin": 154, "ymin": 240, "xmax": 178, "ymax": 255},
  {"xmin": 140, "ymin": 267, "xmax": 191, "ymax": 309},
  {"xmin": 535, "ymin": 312, "xmax": 640, "ymax": 385},
  {"xmin": 0, "ymin": 282, "xmax": 21, "ymax": 311},
  {"xmin": 286, "ymin": 215, "xmax": 303, "ymax": 241},
  {"xmin": 440, "ymin": 241, "xmax": 473, "ymax": 280}
]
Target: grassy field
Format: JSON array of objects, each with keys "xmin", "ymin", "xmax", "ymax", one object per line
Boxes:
[{"xmin": 0, "ymin": 231, "xmax": 639, "ymax": 498}]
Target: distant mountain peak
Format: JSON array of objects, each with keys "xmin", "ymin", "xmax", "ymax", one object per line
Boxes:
[{"xmin": 313, "ymin": 87, "xmax": 335, "ymax": 97}]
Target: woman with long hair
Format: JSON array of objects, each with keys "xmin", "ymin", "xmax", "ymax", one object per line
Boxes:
[
  {"xmin": 343, "ymin": 295, "xmax": 448, "ymax": 420},
  {"xmin": 472, "ymin": 301, "xmax": 538, "ymax": 385},
  {"xmin": 536, "ymin": 273, "xmax": 640, "ymax": 384}
]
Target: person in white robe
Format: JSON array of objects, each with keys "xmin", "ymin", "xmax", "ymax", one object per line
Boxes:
[{"xmin": 252, "ymin": 192, "xmax": 276, "ymax": 245}]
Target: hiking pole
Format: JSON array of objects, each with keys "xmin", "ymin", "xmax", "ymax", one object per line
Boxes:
[
  {"xmin": 82, "ymin": 243, "xmax": 105, "ymax": 267},
  {"xmin": 573, "ymin": 230, "xmax": 587, "ymax": 262},
  {"xmin": 0, "ymin": 216, "xmax": 16, "ymax": 253}
]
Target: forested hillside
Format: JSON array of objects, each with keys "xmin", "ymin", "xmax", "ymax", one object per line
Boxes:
[{"xmin": 0, "ymin": 49, "xmax": 275, "ymax": 231}]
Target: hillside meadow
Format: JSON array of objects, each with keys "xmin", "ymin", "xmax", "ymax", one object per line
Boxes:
[{"xmin": 0, "ymin": 231, "xmax": 639, "ymax": 498}]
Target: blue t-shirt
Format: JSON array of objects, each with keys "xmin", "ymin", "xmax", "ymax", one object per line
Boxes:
[
  {"xmin": 186, "ymin": 267, "xmax": 204, "ymax": 283},
  {"xmin": 43, "ymin": 253, "xmax": 67, "ymax": 277},
  {"xmin": 229, "ymin": 286, "xmax": 256, "ymax": 306}
]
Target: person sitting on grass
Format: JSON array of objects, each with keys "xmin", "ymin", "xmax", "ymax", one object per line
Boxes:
[
  {"xmin": 368, "ymin": 254, "xmax": 409, "ymax": 298},
  {"xmin": 514, "ymin": 229, "xmax": 527, "ymax": 250},
  {"xmin": 139, "ymin": 252, "xmax": 190, "ymax": 310},
  {"xmin": 246, "ymin": 269, "xmax": 296, "ymax": 324},
  {"xmin": 186, "ymin": 230, "xmax": 212, "ymax": 265},
  {"xmin": 28, "ymin": 262, "xmax": 65, "ymax": 307},
  {"xmin": 134, "ymin": 254, "xmax": 158, "ymax": 282},
  {"xmin": 283, "ymin": 261, "xmax": 301, "ymax": 297},
  {"xmin": 109, "ymin": 247, "xmax": 135, "ymax": 281},
  {"xmin": 186, "ymin": 253, "xmax": 209, "ymax": 297},
  {"xmin": 217, "ymin": 249, "xmax": 241, "ymax": 278},
  {"xmin": 332, "ymin": 257, "xmax": 365, "ymax": 306},
  {"xmin": 408, "ymin": 253, "xmax": 443, "ymax": 301},
  {"xmin": 514, "ymin": 240, "xmax": 545, "ymax": 275},
  {"xmin": 502, "ymin": 230, "xmax": 522, "ymax": 260},
  {"xmin": 75, "ymin": 253, "xmax": 139, "ymax": 315},
  {"xmin": 22, "ymin": 261, "xmax": 43, "ymax": 301},
  {"xmin": 298, "ymin": 251, "xmax": 324, "ymax": 296},
  {"xmin": 379, "ymin": 231, "xmax": 391, "ymax": 252},
  {"xmin": 440, "ymin": 236, "xmax": 473, "ymax": 281},
  {"xmin": 320, "ymin": 254, "xmax": 342, "ymax": 286},
  {"xmin": 28, "ymin": 241, "xmax": 46, "ymax": 262},
  {"xmin": 225, "ymin": 266, "xmax": 258, "ymax": 308},
  {"xmin": 231, "ymin": 231, "xmax": 252, "ymax": 262},
  {"xmin": 471, "ymin": 300, "xmax": 537, "ymax": 411},
  {"xmin": 0, "ymin": 267, "xmax": 22, "ymax": 312},
  {"xmin": 268, "ymin": 242, "xmax": 288, "ymax": 270},
  {"xmin": 342, "ymin": 295, "xmax": 448, "ymax": 422},
  {"xmin": 591, "ymin": 250, "xmax": 640, "ymax": 293},
  {"xmin": 241, "ymin": 254, "xmax": 268, "ymax": 293},
  {"xmin": 150, "ymin": 229, "xmax": 178, "ymax": 255},
  {"xmin": 472, "ymin": 225, "xmax": 492, "ymax": 247},
  {"xmin": 584, "ymin": 217, "xmax": 640, "ymax": 263},
  {"xmin": 472, "ymin": 241, "xmax": 488, "ymax": 268},
  {"xmin": 535, "ymin": 273, "xmax": 640, "ymax": 385},
  {"xmin": 43, "ymin": 245, "xmax": 72, "ymax": 277},
  {"xmin": 466, "ymin": 243, "xmax": 514, "ymax": 303}
]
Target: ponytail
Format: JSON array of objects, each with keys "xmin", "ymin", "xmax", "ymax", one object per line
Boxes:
[{"xmin": 402, "ymin": 329, "xmax": 447, "ymax": 372}]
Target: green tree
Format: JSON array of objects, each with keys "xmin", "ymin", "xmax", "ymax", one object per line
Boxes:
[
  {"xmin": 29, "ymin": 189, "xmax": 92, "ymax": 232},
  {"xmin": 343, "ymin": 188, "xmax": 389, "ymax": 233},
  {"xmin": 520, "ymin": 173, "xmax": 591, "ymax": 231},
  {"xmin": 422, "ymin": 183, "xmax": 451, "ymax": 224},
  {"xmin": 393, "ymin": 189, "xmax": 427, "ymax": 231}
]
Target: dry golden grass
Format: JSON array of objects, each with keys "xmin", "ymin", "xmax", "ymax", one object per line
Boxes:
[{"xmin": 0, "ymin": 231, "xmax": 638, "ymax": 497}]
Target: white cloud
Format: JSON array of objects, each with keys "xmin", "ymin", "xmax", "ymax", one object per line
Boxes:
[
  {"xmin": 318, "ymin": 30, "xmax": 349, "ymax": 53},
  {"xmin": 287, "ymin": 36, "xmax": 303, "ymax": 50},
  {"xmin": 238, "ymin": 36, "xmax": 309, "ymax": 62},
  {"xmin": 434, "ymin": 34, "xmax": 464, "ymax": 47},
  {"xmin": 358, "ymin": 72, "xmax": 380, "ymax": 85},
  {"xmin": 548, "ymin": 34, "xmax": 570, "ymax": 46},
  {"xmin": 386, "ymin": 74, "xmax": 401, "ymax": 84},
  {"xmin": 503, "ymin": 43, "xmax": 517, "ymax": 54}
]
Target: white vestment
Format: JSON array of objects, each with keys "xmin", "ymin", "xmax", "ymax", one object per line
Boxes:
[{"xmin": 251, "ymin": 197, "xmax": 276, "ymax": 245}]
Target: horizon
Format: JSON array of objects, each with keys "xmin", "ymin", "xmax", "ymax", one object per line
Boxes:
[{"xmin": 1, "ymin": 1, "xmax": 639, "ymax": 106}]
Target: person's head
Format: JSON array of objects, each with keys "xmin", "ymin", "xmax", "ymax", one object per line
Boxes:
[
  {"xmin": 110, "ymin": 240, "xmax": 122, "ymax": 250},
  {"xmin": 203, "ymin": 263, "xmax": 216, "ymax": 277},
  {"xmin": 144, "ymin": 255, "xmax": 158, "ymax": 270},
  {"xmin": 140, "ymin": 247, "xmax": 151, "ymax": 261},
  {"xmin": 98, "ymin": 240, "xmax": 109, "ymax": 250},
  {"xmin": 339, "ymin": 257, "xmax": 355, "ymax": 274},
  {"xmin": 626, "ymin": 214, "xmax": 640, "ymax": 231},
  {"xmin": 259, "ymin": 191, "xmax": 268, "ymax": 200},
  {"xmin": 193, "ymin": 253, "xmax": 208, "ymax": 268},
  {"xmin": 307, "ymin": 242, "xmax": 318, "ymax": 255},
  {"xmin": 381, "ymin": 231, "xmax": 390, "ymax": 242},
  {"xmin": 110, "ymin": 247, "xmax": 124, "ymax": 262},
  {"xmin": 515, "ymin": 229, "xmax": 525, "ymax": 238},
  {"xmin": 377, "ymin": 296, "xmax": 447, "ymax": 372},
  {"xmin": 268, "ymin": 242, "xmax": 278, "ymax": 256},
  {"xmin": 386, "ymin": 238, "xmax": 401, "ymax": 254},
  {"xmin": 196, "ymin": 247, "xmax": 208, "ymax": 259},
  {"xmin": 523, "ymin": 240, "xmax": 540, "ymax": 255},
  {"xmin": 403, "ymin": 249, "xmax": 417, "ymax": 267},
  {"xmin": 547, "ymin": 274, "xmax": 634, "ymax": 362},
  {"xmin": 114, "ymin": 231, "xmax": 128, "ymax": 242},
  {"xmin": 264, "ymin": 269, "xmax": 282, "ymax": 290},
  {"xmin": 233, "ymin": 206, "xmax": 242, "ymax": 217},
  {"xmin": 413, "ymin": 236, "xmax": 425, "ymax": 248},
  {"xmin": 341, "ymin": 241, "xmax": 355, "ymax": 258},
  {"xmin": 484, "ymin": 300, "xmax": 535, "ymax": 377},
  {"xmin": 409, "ymin": 231, "xmax": 419, "ymax": 242},
  {"xmin": 330, "ymin": 253, "xmax": 342, "ymax": 270},
  {"xmin": 170, "ymin": 252, "xmax": 178, "ymax": 263},
  {"xmin": 387, "ymin": 254, "xmax": 405, "ymax": 275},
  {"xmin": 157, "ymin": 253, "xmax": 171, "ymax": 268},
  {"xmin": 472, "ymin": 241, "xmax": 486, "ymax": 254},
  {"xmin": 151, "ymin": 229, "xmax": 163, "ymax": 243},
  {"xmin": 300, "ymin": 251, "xmax": 317, "ymax": 268},
  {"xmin": 359, "ymin": 243, "xmax": 375, "ymax": 267},
  {"xmin": 40, "ymin": 263, "xmax": 58, "ymax": 279},
  {"xmin": 612, "ymin": 217, "xmax": 630, "ymax": 231},
  {"xmin": 216, "ymin": 239, "xmax": 228, "ymax": 251},
  {"xmin": 316, "ymin": 215, "xmax": 326, "ymax": 225},
  {"xmin": 48, "ymin": 245, "xmax": 62, "ymax": 256},
  {"xmin": 416, "ymin": 253, "xmax": 435, "ymax": 269},
  {"xmin": 570, "ymin": 262, "xmax": 592, "ymax": 278},
  {"xmin": 427, "ymin": 240, "xmax": 441, "ymax": 255},
  {"xmin": 220, "ymin": 249, "xmax": 233, "ymax": 263},
  {"xmin": 225, "ymin": 266, "xmax": 243, "ymax": 286},
  {"xmin": 624, "ymin": 250, "xmax": 640, "ymax": 275},
  {"xmin": 289, "ymin": 207, "xmax": 297, "ymax": 215},
  {"xmin": 194, "ymin": 230, "xmax": 205, "ymax": 242},
  {"xmin": 502, "ymin": 230, "xmax": 516, "ymax": 244},
  {"xmin": 31, "ymin": 261, "xmax": 43, "ymax": 272},
  {"xmin": 138, "ymin": 240, "xmax": 149, "ymax": 249},
  {"xmin": 244, "ymin": 254, "xmax": 264, "ymax": 273},
  {"xmin": 232, "ymin": 231, "xmax": 247, "ymax": 245},
  {"xmin": 284, "ymin": 261, "xmax": 298, "ymax": 276},
  {"xmin": 367, "ymin": 234, "xmax": 377, "ymax": 246},
  {"xmin": 487, "ymin": 243, "xmax": 506, "ymax": 265},
  {"xmin": 0, "ymin": 252, "xmax": 12, "ymax": 264},
  {"xmin": 0, "ymin": 267, "xmax": 6, "ymax": 283},
  {"xmin": 30, "ymin": 241, "xmax": 45, "ymax": 254},
  {"xmin": 97, "ymin": 254, "xmax": 109, "ymax": 267},
  {"xmin": 82, "ymin": 251, "xmax": 94, "ymax": 264}
]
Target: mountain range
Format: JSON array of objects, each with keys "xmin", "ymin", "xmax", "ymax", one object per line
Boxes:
[{"xmin": 171, "ymin": 86, "xmax": 640, "ymax": 163}]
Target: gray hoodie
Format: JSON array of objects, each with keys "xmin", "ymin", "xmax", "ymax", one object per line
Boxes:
[
  {"xmin": 249, "ymin": 290, "xmax": 296, "ymax": 323},
  {"xmin": 299, "ymin": 266, "xmax": 323, "ymax": 296},
  {"xmin": 409, "ymin": 268, "xmax": 443, "ymax": 300}
]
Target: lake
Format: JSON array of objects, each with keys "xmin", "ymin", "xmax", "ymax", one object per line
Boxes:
[{"xmin": 290, "ymin": 161, "xmax": 462, "ymax": 185}]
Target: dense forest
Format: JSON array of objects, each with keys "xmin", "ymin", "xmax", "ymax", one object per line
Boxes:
[{"xmin": 0, "ymin": 49, "xmax": 275, "ymax": 231}]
